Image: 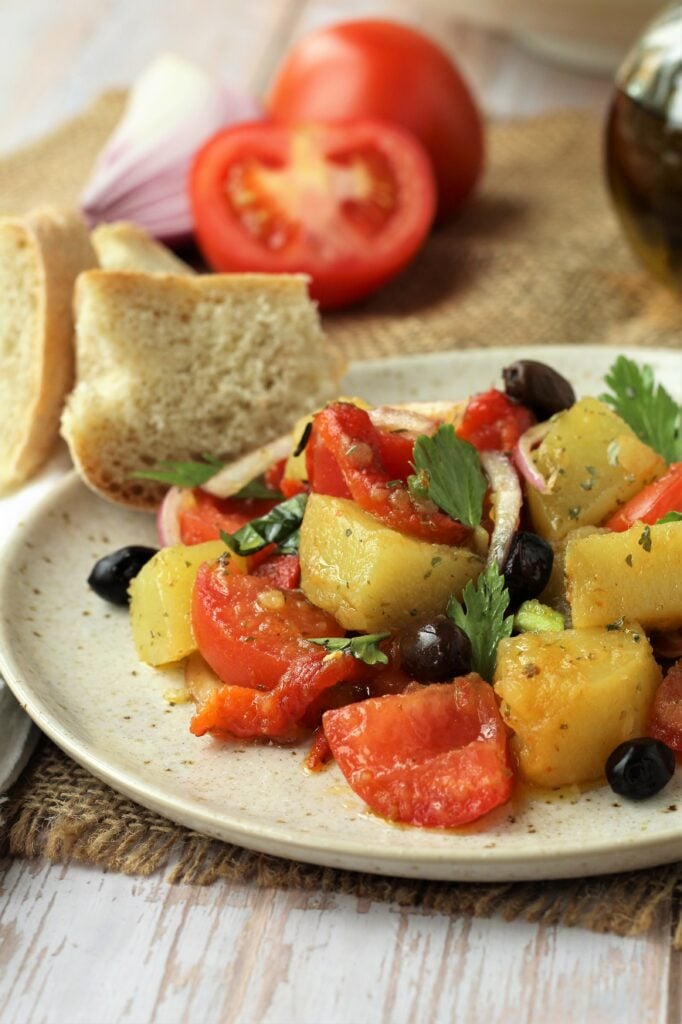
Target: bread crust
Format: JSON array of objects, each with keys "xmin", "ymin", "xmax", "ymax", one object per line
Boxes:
[
  {"xmin": 62, "ymin": 270, "xmax": 343, "ymax": 509},
  {"xmin": 91, "ymin": 221, "xmax": 195, "ymax": 275},
  {"xmin": 0, "ymin": 207, "xmax": 96, "ymax": 491}
]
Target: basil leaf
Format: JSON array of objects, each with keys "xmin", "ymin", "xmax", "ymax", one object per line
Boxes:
[{"xmin": 221, "ymin": 493, "xmax": 308, "ymax": 556}]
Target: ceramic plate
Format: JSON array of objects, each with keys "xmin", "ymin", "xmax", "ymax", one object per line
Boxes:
[{"xmin": 1, "ymin": 346, "xmax": 681, "ymax": 881}]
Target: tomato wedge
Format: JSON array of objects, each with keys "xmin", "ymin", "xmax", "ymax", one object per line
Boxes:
[
  {"xmin": 323, "ymin": 675, "xmax": 512, "ymax": 828},
  {"xmin": 457, "ymin": 390, "xmax": 534, "ymax": 453},
  {"xmin": 190, "ymin": 120, "xmax": 436, "ymax": 310},
  {"xmin": 178, "ymin": 489, "xmax": 278, "ymax": 545},
  {"xmin": 649, "ymin": 660, "xmax": 682, "ymax": 753},
  {"xmin": 307, "ymin": 402, "xmax": 472, "ymax": 545},
  {"xmin": 192, "ymin": 566, "xmax": 344, "ymax": 689},
  {"xmin": 604, "ymin": 463, "xmax": 682, "ymax": 532}
]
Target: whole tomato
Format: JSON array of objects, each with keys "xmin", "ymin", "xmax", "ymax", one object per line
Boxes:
[{"xmin": 267, "ymin": 19, "xmax": 484, "ymax": 221}]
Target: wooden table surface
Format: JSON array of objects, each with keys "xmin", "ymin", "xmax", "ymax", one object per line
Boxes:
[{"xmin": 1, "ymin": 1, "xmax": 678, "ymax": 1022}]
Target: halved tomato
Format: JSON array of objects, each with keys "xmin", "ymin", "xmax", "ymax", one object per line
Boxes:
[
  {"xmin": 649, "ymin": 660, "xmax": 682, "ymax": 753},
  {"xmin": 322, "ymin": 675, "xmax": 512, "ymax": 828},
  {"xmin": 190, "ymin": 119, "xmax": 436, "ymax": 310},
  {"xmin": 604, "ymin": 463, "xmax": 682, "ymax": 532},
  {"xmin": 457, "ymin": 390, "xmax": 534, "ymax": 453},
  {"xmin": 191, "ymin": 566, "xmax": 345, "ymax": 689}
]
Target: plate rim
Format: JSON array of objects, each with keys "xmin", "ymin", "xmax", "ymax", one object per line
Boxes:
[{"xmin": 2, "ymin": 344, "xmax": 682, "ymax": 881}]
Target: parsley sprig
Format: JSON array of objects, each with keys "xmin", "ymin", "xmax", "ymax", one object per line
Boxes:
[
  {"xmin": 601, "ymin": 356, "xmax": 682, "ymax": 464},
  {"xmin": 408, "ymin": 425, "xmax": 487, "ymax": 527},
  {"xmin": 134, "ymin": 456, "xmax": 283, "ymax": 500},
  {"xmin": 308, "ymin": 633, "xmax": 390, "ymax": 666},
  {"xmin": 221, "ymin": 493, "xmax": 307, "ymax": 556},
  {"xmin": 134, "ymin": 454, "xmax": 225, "ymax": 488},
  {"xmin": 447, "ymin": 564, "xmax": 514, "ymax": 682},
  {"xmin": 657, "ymin": 511, "xmax": 682, "ymax": 525}
]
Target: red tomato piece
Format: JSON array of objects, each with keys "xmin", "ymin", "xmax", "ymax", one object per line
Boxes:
[
  {"xmin": 252, "ymin": 554, "xmax": 301, "ymax": 590},
  {"xmin": 649, "ymin": 660, "xmax": 682, "ymax": 753},
  {"xmin": 266, "ymin": 19, "xmax": 484, "ymax": 221},
  {"xmin": 178, "ymin": 489, "xmax": 277, "ymax": 545},
  {"xmin": 280, "ymin": 477, "xmax": 308, "ymax": 499},
  {"xmin": 264, "ymin": 458, "xmax": 287, "ymax": 492},
  {"xmin": 192, "ymin": 565, "xmax": 344, "ymax": 689},
  {"xmin": 309, "ymin": 402, "xmax": 472, "ymax": 545},
  {"xmin": 457, "ymin": 390, "xmax": 534, "ymax": 453},
  {"xmin": 323, "ymin": 675, "xmax": 512, "ymax": 828},
  {"xmin": 190, "ymin": 649, "xmax": 366, "ymax": 741},
  {"xmin": 306, "ymin": 727, "xmax": 333, "ymax": 771},
  {"xmin": 604, "ymin": 463, "xmax": 682, "ymax": 532},
  {"xmin": 190, "ymin": 119, "xmax": 436, "ymax": 310}
]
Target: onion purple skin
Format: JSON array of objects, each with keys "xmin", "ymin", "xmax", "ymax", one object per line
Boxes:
[
  {"xmin": 514, "ymin": 421, "xmax": 552, "ymax": 495},
  {"xmin": 157, "ymin": 486, "xmax": 186, "ymax": 547},
  {"xmin": 480, "ymin": 451, "xmax": 522, "ymax": 568}
]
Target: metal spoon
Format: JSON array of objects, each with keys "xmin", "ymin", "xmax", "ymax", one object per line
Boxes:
[{"xmin": 0, "ymin": 679, "xmax": 38, "ymax": 793}]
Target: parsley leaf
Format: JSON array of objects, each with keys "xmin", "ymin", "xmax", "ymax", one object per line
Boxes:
[
  {"xmin": 657, "ymin": 511, "xmax": 682, "ymax": 525},
  {"xmin": 446, "ymin": 564, "xmax": 514, "ymax": 682},
  {"xmin": 601, "ymin": 356, "xmax": 682, "ymax": 463},
  {"xmin": 408, "ymin": 425, "xmax": 487, "ymax": 527},
  {"xmin": 221, "ymin": 493, "xmax": 307, "ymax": 556},
  {"xmin": 308, "ymin": 633, "xmax": 390, "ymax": 665},
  {"xmin": 134, "ymin": 454, "xmax": 224, "ymax": 488},
  {"xmin": 232, "ymin": 480, "xmax": 284, "ymax": 500}
]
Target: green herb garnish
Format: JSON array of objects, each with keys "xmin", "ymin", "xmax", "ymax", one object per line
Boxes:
[
  {"xmin": 657, "ymin": 511, "xmax": 682, "ymax": 525},
  {"xmin": 638, "ymin": 525, "xmax": 652, "ymax": 552},
  {"xmin": 446, "ymin": 564, "xmax": 514, "ymax": 682},
  {"xmin": 408, "ymin": 425, "xmax": 487, "ymax": 527},
  {"xmin": 220, "ymin": 493, "xmax": 307, "ymax": 556},
  {"xmin": 134, "ymin": 453, "xmax": 224, "ymax": 487},
  {"xmin": 514, "ymin": 600, "xmax": 565, "ymax": 634},
  {"xmin": 232, "ymin": 480, "xmax": 284, "ymax": 500},
  {"xmin": 308, "ymin": 633, "xmax": 390, "ymax": 665},
  {"xmin": 601, "ymin": 356, "xmax": 682, "ymax": 463}
]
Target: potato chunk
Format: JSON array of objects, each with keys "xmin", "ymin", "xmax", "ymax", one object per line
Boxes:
[
  {"xmin": 129, "ymin": 540, "xmax": 246, "ymax": 665},
  {"xmin": 566, "ymin": 521, "xmax": 682, "ymax": 631},
  {"xmin": 299, "ymin": 494, "xmax": 483, "ymax": 632},
  {"xmin": 494, "ymin": 625, "xmax": 661, "ymax": 787},
  {"xmin": 526, "ymin": 398, "xmax": 665, "ymax": 541}
]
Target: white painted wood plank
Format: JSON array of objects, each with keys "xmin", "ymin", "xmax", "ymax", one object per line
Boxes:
[{"xmin": 0, "ymin": 857, "xmax": 672, "ymax": 1024}]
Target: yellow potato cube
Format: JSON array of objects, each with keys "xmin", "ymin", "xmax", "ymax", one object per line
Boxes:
[
  {"xmin": 526, "ymin": 398, "xmax": 665, "ymax": 541},
  {"xmin": 299, "ymin": 494, "xmax": 483, "ymax": 632},
  {"xmin": 566, "ymin": 521, "xmax": 682, "ymax": 631},
  {"xmin": 494, "ymin": 625, "xmax": 661, "ymax": 787},
  {"xmin": 129, "ymin": 540, "xmax": 247, "ymax": 666}
]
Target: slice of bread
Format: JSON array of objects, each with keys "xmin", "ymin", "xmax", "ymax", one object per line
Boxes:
[
  {"xmin": 91, "ymin": 221, "xmax": 195, "ymax": 275},
  {"xmin": 0, "ymin": 207, "xmax": 97, "ymax": 492},
  {"xmin": 61, "ymin": 271, "xmax": 343, "ymax": 509}
]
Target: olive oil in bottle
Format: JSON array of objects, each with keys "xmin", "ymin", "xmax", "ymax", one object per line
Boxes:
[{"xmin": 605, "ymin": 5, "xmax": 682, "ymax": 291}]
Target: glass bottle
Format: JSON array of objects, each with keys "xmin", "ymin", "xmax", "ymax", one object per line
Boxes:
[{"xmin": 605, "ymin": 4, "xmax": 682, "ymax": 291}]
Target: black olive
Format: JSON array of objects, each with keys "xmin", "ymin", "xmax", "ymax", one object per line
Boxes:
[
  {"xmin": 503, "ymin": 360, "xmax": 575, "ymax": 420},
  {"xmin": 87, "ymin": 546, "xmax": 158, "ymax": 606},
  {"xmin": 605, "ymin": 737, "xmax": 675, "ymax": 801},
  {"xmin": 503, "ymin": 531, "xmax": 553, "ymax": 608},
  {"xmin": 399, "ymin": 615, "xmax": 472, "ymax": 682}
]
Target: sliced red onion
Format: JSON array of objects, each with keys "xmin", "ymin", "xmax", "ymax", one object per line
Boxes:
[
  {"xmin": 514, "ymin": 421, "xmax": 553, "ymax": 494},
  {"xmin": 80, "ymin": 54, "xmax": 262, "ymax": 241},
  {"xmin": 202, "ymin": 434, "xmax": 294, "ymax": 499},
  {"xmin": 481, "ymin": 451, "xmax": 522, "ymax": 568},
  {"xmin": 369, "ymin": 405, "xmax": 440, "ymax": 437},
  {"xmin": 157, "ymin": 486, "xmax": 186, "ymax": 546},
  {"xmin": 651, "ymin": 631, "xmax": 682, "ymax": 661}
]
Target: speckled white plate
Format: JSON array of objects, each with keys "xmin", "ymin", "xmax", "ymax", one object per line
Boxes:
[{"xmin": 1, "ymin": 346, "xmax": 681, "ymax": 881}]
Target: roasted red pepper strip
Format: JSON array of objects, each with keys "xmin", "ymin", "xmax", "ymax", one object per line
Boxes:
[
  {"xmin": 457, "ymin": 389, "xmax": 534, "ymax": 453},
  {"xmin": 190, "ymin": 649, "xmax": 366, "ymax": 741},
  {"xmin": 309, "ymin": 402, "xmax": 472, "ymax": 545}
]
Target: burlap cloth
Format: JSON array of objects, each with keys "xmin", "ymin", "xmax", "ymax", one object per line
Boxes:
[{"xmin": 2, "ymin": 92, "xmax": 682, "ymax": 944}]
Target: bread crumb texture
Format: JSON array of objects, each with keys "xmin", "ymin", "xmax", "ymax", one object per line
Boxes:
[
  {"xmin": 91, "ymin": 221, "xmax": 195, "ymax": 275},
  {"xmin": 0, "ymin": 207, "xmax": 96, "ymax": 492},
  {"xmin": 61, "ymin": 271, "xmax": 341, "ymax": 508}
]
